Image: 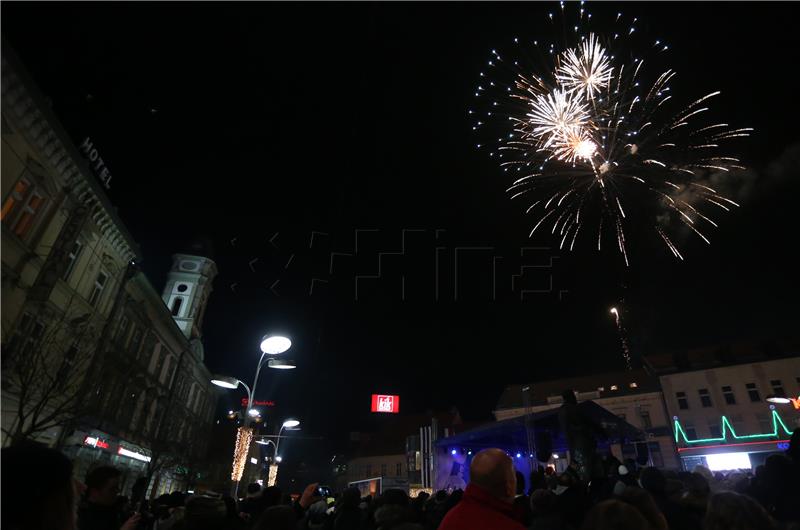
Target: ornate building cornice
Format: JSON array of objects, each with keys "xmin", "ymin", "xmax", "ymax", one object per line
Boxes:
[{"xmin": 1, "ymin": 48, "xmax": 141, "ymax": 263}]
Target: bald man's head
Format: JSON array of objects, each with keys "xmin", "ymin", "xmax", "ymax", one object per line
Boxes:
[{"xmin": 469, "ymin": 448, "xmax": 516, "ymax": 502}]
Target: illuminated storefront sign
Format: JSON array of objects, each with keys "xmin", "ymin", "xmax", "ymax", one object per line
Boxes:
[
  {"xmin": 241, "ymin": 399, "xmax": 276, "ymax": 407},
  {"xmin": 791, "ymin": 397, "xmax": 800, "ymax": 410},
  {"xmin": 117, "ymin": 447, "xmax": 151, "ymax": 463},
  {"xmin": 83, "ymin": 436, "xmax": 110, "ymax": 449},
  {"xmin": 371, "ymin": 394, "xmax": 400, "ymax": 414},
  {"xmin": 674, "ymin": 409, "xmax": 792, "ymax": 445}
]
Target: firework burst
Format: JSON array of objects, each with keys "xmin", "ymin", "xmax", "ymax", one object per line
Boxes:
[{"xmin": 473, "ymin": 5, "xmax": 751, "ymax": 264}]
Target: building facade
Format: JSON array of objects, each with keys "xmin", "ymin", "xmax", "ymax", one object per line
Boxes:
[
  {"xmin": 1, "ymin": 47, "xmax": 218, "ymax": 496},
  {"xmin": 646, "ymin": 347, "xmax": 800, "ymax": 471},
  {"xmin": 494, "ymin": 369, "xmax": 680, "ymax": 469}
]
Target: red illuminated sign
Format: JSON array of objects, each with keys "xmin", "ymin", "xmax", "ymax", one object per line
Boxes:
[
  {"xmin": 371, "ymin": 394, "xmax": 400, "ymax": 414},
  {"xmin": 84, "ymin": 436, "xmax": 110, "ymax": 449},
  {"xmin": 241, "ymin": 399, "xmax": 276, "ymax": 407}
]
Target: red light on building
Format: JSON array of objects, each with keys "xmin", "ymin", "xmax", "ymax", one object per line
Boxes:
[
  {"xmin": 371, "ymin": 394, "xmax": 400, "ymax": 413},
  {"xmin": 84, "ymin": 436, "xmax": 110, "ymax": 449},
  {"xmin": 241, "ymin": 398, "xmax": 276, "ymax": 407}
]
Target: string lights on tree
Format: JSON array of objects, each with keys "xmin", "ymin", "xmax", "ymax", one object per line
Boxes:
[{"xmin": 231, "ymin": 426, "xmax": 254, "ymax": 482}]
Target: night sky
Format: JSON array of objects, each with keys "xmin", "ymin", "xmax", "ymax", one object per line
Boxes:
[{"xmin": 4, "ymin": 2, "xmax": 799, "ymax": 471}]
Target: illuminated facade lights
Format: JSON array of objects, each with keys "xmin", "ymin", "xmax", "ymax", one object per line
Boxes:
[
  {"xmin": 231, "ymin": 426, "xmax": 254, "ymax": 482},
  {"xmin": 268, "ymin": 464, "xmax": 279, "ymax": 487},
  {"xmin": 673, "ymin": 409, "xmax": 792, "ymax": 445}
]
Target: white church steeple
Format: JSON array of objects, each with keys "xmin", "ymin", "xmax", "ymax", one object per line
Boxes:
[{"xmin": 161, "ymin": 253, "xmax": 217, "ymax": 342}]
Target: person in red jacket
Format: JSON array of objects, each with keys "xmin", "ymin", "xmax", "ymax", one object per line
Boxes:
[{"xmin": 438, "ymin": 448, "xmax": 526, "ymax": 530}]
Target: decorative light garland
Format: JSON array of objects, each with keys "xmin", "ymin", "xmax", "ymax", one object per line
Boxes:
[
  {"xmin": 268, "ymin": 464, "xmax": 279, "ymax": 487},
  {"xmin": 231, "ymin": 426, "xmax": 254, "ymax": 481},
  {"xmin": 674, "ymin": 409, "xmax": 793, "ymax": 445}
]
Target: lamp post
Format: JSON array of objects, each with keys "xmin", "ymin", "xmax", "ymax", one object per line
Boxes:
[
  {"xmin": 211, "ymin": 334, "xmax": 292, "ymax": 497},
  {"xmin": 255, "ymin": 418, "xmax": 300, "ymax": 486}
]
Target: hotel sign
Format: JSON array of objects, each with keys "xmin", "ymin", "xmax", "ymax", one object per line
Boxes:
[{"xmin": 78, "ymin": 137, "xmax": 113, "ymax": 189}]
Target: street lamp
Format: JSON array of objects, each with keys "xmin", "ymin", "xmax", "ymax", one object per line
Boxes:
[
  {"xmin": 766, "ymin": 395, "xmax": 792, "ymax": 405},
  {"xmin": 267, "ymin": 359, "xmax": 296, "ymax": 370},
  {"xmin": 253, "ymin": 418, "xmax": 300, "ymax": 486},
  {"xmin": 260, "ymin": 334, "xmax": 292, "ymax": 355},
  {"xmin": 210, "ymin": 333, "xmax": 293, "ymax": 496}
]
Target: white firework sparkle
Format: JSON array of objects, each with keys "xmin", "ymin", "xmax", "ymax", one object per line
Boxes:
[{"xmin": 472, "ymin": 6, "xmax": 751, "ymax": 265}]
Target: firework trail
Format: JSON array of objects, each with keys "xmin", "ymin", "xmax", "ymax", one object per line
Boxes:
[
  {"xmin": 610, "ymin": 306, "xmax": 632, "ymax": 371},
  {"xmin": 472, "ymin": 3, "xmax": 751, "ymax": 264}
]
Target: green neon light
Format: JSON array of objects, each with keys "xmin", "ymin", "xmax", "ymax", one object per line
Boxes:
[{"xmin": 674, "ymin": 409, "xmax": 793, "ymax": 445}]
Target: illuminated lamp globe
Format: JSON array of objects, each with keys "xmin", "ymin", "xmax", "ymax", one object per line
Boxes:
[
  {"xmin": 268, "ymin": 359, "xmax": 296, "ymax": 370},
  {"xmin": 282, "ymin": 419, "xmax": 300, "ymax": 429},
  {"xmin": 248, "ymin": 408, "xmax": 260, "ymax": 417},
  {"xmin": 211, "ymin": 375, "xmax": 239, "ymax": 389},
  {"xmin": 275, "ymin": 456, "xmax": 283, "ymax": 463},
  {"xmin": 766, "ymin": 395, "xmax": 792, "ymax": 404},
  {"xmin": 260, "ymin": 335, "xmax": 291, "ymax": 355}
]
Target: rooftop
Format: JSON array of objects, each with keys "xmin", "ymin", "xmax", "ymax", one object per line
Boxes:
[{"xmin": 496, "ymin": 368, "xmax": 660, "ymax": 411}]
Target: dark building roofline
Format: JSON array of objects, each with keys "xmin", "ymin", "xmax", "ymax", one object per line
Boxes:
[
  {"xmin": 496, "ymin": 368, "xmax": 660, "ymax": 411},
  {"xmin": 643, "ymin": 339, "xmax": 800, "ymax": 375}
]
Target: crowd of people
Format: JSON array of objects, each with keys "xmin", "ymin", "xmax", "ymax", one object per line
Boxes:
[{"xmin": 2, "ymin": 430, "xmax": 799, "ymax": 530}]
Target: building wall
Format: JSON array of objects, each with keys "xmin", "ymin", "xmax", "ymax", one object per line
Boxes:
[
  {"xmin": 1, "ymin": 49, "xmax": 218, "ymax": 497},
  {"xmin": 2, "ymin": 50, "xmax": 139, "ymax": 447},
  {"xmin": 495, "ymin": 390, "xmax": 680, "ymax": 469},
  {"xmin": 346, "ymin": 454, "xmax": 407, "ymax": 484},
  {"xmin": 659, "ymin": 358, "xmax": 800, "ymax": 444}
]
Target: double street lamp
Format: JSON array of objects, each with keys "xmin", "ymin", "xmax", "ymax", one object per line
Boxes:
[
  {"xmin": 255, "ymin": 418, "xmax": 300, "ymax": 486},
  {"xmin": 211, "ymin": 334, "xmax": 295, "ymax": 496}
]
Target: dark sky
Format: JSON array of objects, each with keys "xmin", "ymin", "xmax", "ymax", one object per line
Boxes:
[{"xmin": 4, "ymin": 2, "xmax": 799, "ymax": 469}]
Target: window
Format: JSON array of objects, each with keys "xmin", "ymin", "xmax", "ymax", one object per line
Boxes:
[
  {"xmin": 730, "ymin": 414, "xmax": 745, "ymax": 435},
  {"xmin": 629, "ymin": 382, "xmax": 638, "ymax": 388},
  {"xmin": 2, "ymin": 178, "xmax": 47, "ymax": 240},
  {"xmin": 62, "ymin": 240, "xmax": 83, "ymax": 281},
  {"xmin": 0, "ymin": 179, "xmax": 29, "ymax": 220},
  {"xmin": 746, "ymin": 383, "xmax": 761, "ymax": 402},
  {"xmin": 648, "ymin": 442, "xmax": 664, "ymax": 468},
  {"xmin": 676, "ymin": 391, "xmax": 689, "ymax": 410},
  {"xmin": 610, "ymin": 385, "xmax": 619, "ymax": 391},
  {"xmin": 698, "ymin": 389, "xmax": 713, "ymax": 408},
  {"xmin": 640, "ymin": 410, "xmax": 652, "ymax": 429},
  {"xmin": 381, "ymin": 464, "xmax": 387, "ymax": 476},
  {"xmin": 55, "ymin": 342, "xmax": 79, "ymax": 388},
  {"xmin": 89, "ymin": 270, "xmax": 108, "ymax": 306},
  {"xmin": 116, "ymin": 316, "xmax": 131, "ymax": 344},
  {"xmin": 177, "ymin": 283, "xmax": 188, "ymax": 292},
  {"xmin": 129, "ymin": 328, "xmax": 143, "ymax": 356},
  {"xmin": 770, "ymin": 379, "xmax": 785, "ymax": 398},
  {"xmin": 708, "ymin": 421, "xmax": 722, "ymax": 438},
  {"xmin": 171, "ymin": 297, "xmax": 183, "ymax": 316},
  {"xmin": 684, "ymin": 421, "xmax": 697, "ymax": 440},
  {"xmin": 396, "ymin": 463, "xmax": 402, "ymax": 476},
  {"xmin": 756, "ymin": 413, "xmax": 771, "ymax": 433},
  {"xmin": 722, "ymin": 386, "xmax": 736, "ymax": 405}
]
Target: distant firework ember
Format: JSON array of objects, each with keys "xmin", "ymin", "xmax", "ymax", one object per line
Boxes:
[{"xmin": 472, "ymin": 3, "xmax": 751, "ymax": 264}]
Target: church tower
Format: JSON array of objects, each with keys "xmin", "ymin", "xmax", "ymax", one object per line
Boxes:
[{"xmin": 161, "ymin": 252, "xmax": 218, "ymax": 343}]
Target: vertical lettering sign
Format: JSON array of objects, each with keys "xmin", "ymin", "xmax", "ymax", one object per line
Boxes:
[
  {"xmin": 371, "ymin": 394, "xmax": 400, "ymax": 413},
  {"xmin": 79, "ymin": 137, "xmax": 113, "ymax": 189}
]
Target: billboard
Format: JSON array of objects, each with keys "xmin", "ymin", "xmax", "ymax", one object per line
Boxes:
[{"xmin": 371, "ymin": 394, "xmax": 400, "ymax": 414}]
